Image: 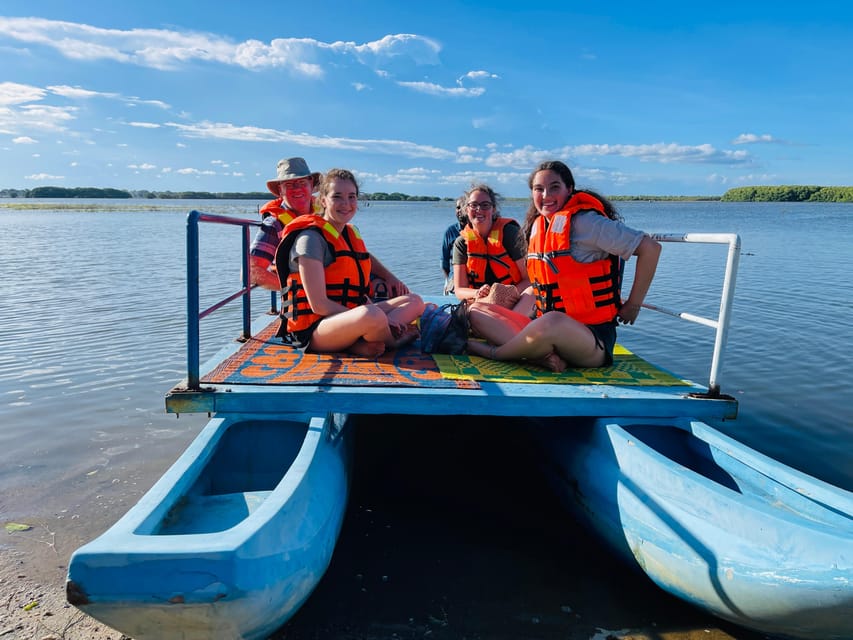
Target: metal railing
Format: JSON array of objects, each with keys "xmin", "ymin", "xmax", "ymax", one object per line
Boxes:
[
  {"xmin": 645, "ymin": 233, "xmax": 741, "ymax": 396},
  {"xmin": 186, "ymin": 210, "xmax": 276, "ymax": 390},
  {"xmin": 183, "ymin": 213, "xmax": 740, "ymax": 397}
]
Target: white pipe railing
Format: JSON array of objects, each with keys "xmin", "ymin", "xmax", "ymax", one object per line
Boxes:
[{"xmin": 646, "ymin": 233, "xmax": 741, "ymax": 396}]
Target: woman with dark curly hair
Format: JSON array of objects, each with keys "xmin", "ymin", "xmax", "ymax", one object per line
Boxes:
[{"xmin": 466, "ymin": 160, "xmax": 661, "ymax": 372}]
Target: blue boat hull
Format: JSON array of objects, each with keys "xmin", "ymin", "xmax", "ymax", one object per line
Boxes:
[
  {"xmin": 66, "ymin": 412, "xmax": 352, "ymax": 640},
  {"xmin": 536, "ymin": 417, "xmax": 853, "ymax": 640}
]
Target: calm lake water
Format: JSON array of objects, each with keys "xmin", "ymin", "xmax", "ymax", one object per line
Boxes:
[{"xmin": 1, "ymin": 198, "xmax": 851, "ymax": 637}]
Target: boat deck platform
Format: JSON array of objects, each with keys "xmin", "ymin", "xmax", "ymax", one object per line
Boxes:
[
  {"xmin": 171, "ymin": 214, "xmax": 740, "ymax": 423},
  {"xmin": 165, "ymin": 308, "xmax": 738, "ymax": 422}
]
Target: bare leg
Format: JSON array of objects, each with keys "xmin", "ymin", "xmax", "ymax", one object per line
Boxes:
[
  {"xmin": 468, "ymin": 303, "xmax": 531, "ymax": 342},
  {"xmin": 467, "ymin": 304, "xmax": 569, "ymax": 371},
  {"xmin": 389, "ymin": 322, "xmax": 420, "ymax": 349},
  {"xmin": 471, "ymin": 311, "xmax": 606, "ymax": 368},
  {"xmin": 347, "ymin": 339, "xmax": 386, "ymax": 358},
  {"xmin": 309, "ymin": 296, "xmax": 425, "ymax": 354},
  {"xmin": 376, "ymin": 294, "xmax": 425, "ymax": 328},
  {"xmin": 511, "ymin": 290, "xmax": 536, "ymax": 317},
  {"xmin": 309, "ymin": 305, "xmax": 394, "ymax": 353}
]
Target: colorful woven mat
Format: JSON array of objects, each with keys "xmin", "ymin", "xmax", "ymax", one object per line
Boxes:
[
  {"xmin": 202, "ymin": 322, "xmax": 479, "ymax": 389},
  {"xmin": 431, "ymin": 344, "xmax": 689, "ymax": 386}
]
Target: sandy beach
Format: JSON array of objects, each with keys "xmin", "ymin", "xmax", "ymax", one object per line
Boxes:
[
  {"xmin": 1, "ymin": 541, "xmax": 125, "ymax": 639},
  {"xmin": 1, "ymin": 417, "xmax": 774, "ymax": 640}
]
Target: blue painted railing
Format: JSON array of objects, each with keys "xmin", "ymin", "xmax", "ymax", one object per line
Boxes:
[{"xmin": 186, "ymin": 210, "xmax": 276, "ymax": 390}]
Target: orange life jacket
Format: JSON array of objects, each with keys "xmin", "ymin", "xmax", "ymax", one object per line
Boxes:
[
  {"xmin": 526, "ymin": 192, "xmax": 621, "ymax": 324},
  {"xmin": 259, "ymin": 198, "xmax": 296, "ymax": 226},
  {"xmin": 275, "ymin": 215, "xmax": 372, "ymax": 334},
  {"xmin": 461, "ymin": 218, "xmax": 523, "ymax": 287},
  {"xmin": 259, "ymin": 197, "xmax": 321, "ymax": 227}
]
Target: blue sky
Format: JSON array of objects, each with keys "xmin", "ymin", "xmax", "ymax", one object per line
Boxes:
[{"xmin": 1, "ymin": 1, "xmax": 852, "ymax": 197}]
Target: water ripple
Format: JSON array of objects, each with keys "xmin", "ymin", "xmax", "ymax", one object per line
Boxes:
[{"xmin": 1, "ymin": 201, "xmax": 851, "ymax": 504}]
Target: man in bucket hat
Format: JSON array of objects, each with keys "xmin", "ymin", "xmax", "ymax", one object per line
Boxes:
[
  {"xmin": 265, "ymin": 157, "xmax": 322, "ymax": 200},
  {"xmin": 250, "ymin": 157, "xmax": 322, "ymax": 289},
  {"xmin": 250, "ymin": 157, "xmax": 411, "ymax": 298}
]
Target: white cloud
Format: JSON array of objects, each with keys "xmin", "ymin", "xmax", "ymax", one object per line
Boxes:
[
  {"xmin": 48, "ymin": 85, "xmax": 171, "ymax": 109},
  {"xmin": 176, "ymin": 167, "xmax": 217, "ymax": 175},
  {"xmin": 0, "ymin": 82, "xmax": 46, "ymax": 105},
  {"xmin": 164, "ymin": 120, "xmax": 457, "ymax": 160},
  {"xmin": 48, "ymin": 85, "xmax": 113, "ymax": 100},
  {"xmin": 128, "ymin": 98, "xmax": 170, "ymax": 109},
  {"xmin": 732, "ymin": 133, "xmax": 780, "ymax": 145},
  {"xmin": 230, "ymin": 38, "xmax": 324, "ymax": 75},
  {"xmin": 480, "ymin": 142, "xmax": 752, "ymax": 169},
  {"xmin": 483, "ymin": 146, "xmax": 554, "ymax": 168},
  {"xmin": 0, "ymin": 103, "xmax": 78, "ymax": 134},
  {"xmin": 0, "ymin": 81, "xmax": 171, "ymax": 138},
  {"xmin": 472, "ymin": 116, "xmax": 498, "ymax": 129},
  {"xmin": 396, "ymin": 81, "xmax": 485, "ymax": 97},
  {"xmin": 128, "ymin": 121, "xmax": 160, "ymax": 128},
  {"xmin": 568, "ymin": 142, "xmax": 752, "ymax": 164},
  {"xmin": 0, "ymin": 18, "xmax": 441, "ymax": 78},
  {"xmin": 345, "ymin": 33, "xmax": 441, "ymax": 66},
  {"xmin": 25, "ymin": 173, "xmax": 64, "ymax": 181},
  {"xmin": 456, "ymin": 154, "xmax": 481, "ymax": 164},
  {"xmin": 12, "ymin": 136, "xmax": 37, "ymax": 144},
  {"xmin": 459, "ymin": 70, "xmax": 500, "ymax": 82}
]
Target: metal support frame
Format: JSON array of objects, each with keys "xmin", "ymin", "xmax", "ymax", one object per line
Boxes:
[
  {"xmin": 646, "ymin": 233, "xmax": 741, "ymax": 396},
  {"xmin": 184, "ymin": 213, "xmax": 740, "ymax": 397}
]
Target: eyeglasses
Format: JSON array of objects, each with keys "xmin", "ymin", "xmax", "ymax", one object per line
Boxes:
[
  {"xmin": 283, "ymin": 179, "xmax": 311, "ymax": 190},
  {"xmin": 466, "ymin": 201, "xmax": 494, "ymax": 212}
]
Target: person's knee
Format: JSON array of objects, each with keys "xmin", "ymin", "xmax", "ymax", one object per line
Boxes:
[
  {"xmin": 536, "ymin": 311, "xmax": 568, "ymax": 333},
  {"xmin": 407, "ymin": 294, "xmax": 425, "ymax": 314},
  {"xmin": 363, "ymin": 304, "xmax": 387, "ymax": 324}
]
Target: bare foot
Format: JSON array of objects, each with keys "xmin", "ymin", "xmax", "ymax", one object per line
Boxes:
[
  {"xmin": 389, "ymin": 323, "xmax": 419, "ymax": 349},
  {"xmin": 534, "ymin": 351, "xmax": 567, "ymax": 373},
  {"xmin": 348, "ymin": 339, "xmax": 386, "ymax": 358},
  {"xmin": 466, "ymin": 339, "xmax": 495, "ymax": 359}
]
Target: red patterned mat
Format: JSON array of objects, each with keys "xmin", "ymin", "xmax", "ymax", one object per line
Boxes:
[{"xmin": 202, "ymin": 322, "xmax": 479, "ymax": 389}]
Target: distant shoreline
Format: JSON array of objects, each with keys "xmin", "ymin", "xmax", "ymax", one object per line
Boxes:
[{"xmin": 2, "ymin": 184, "xmax": 853, "ymax": 203}]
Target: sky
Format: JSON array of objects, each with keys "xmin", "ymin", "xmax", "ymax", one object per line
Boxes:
[{"xmin": 1, "ymin": 1, "xmax": 852, "ymax": 198}]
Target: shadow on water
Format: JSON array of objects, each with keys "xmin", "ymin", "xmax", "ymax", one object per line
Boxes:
[{"xmin": 274, "ymin": 415, "xmax": 771, "ymax": 640}]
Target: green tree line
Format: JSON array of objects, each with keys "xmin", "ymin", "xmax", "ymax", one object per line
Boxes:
[
  {"xmin": 721, "ymin": 185, "xmax": 853, "ymax": 202},
  {"xmin": 4, "ymin": 185, "xmax": 853, "ymax": 202},
  {"xmin": 0, "ymin": 187, "xmax": 447, "ymax": 201},
  {"xmin": 0, "ymin": 187, "xmax": 272, "ymax": 199}
]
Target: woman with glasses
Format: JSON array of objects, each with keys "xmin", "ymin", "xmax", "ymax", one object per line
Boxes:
[
  {"xmin": 466, "ymin": 160, "xmax": 661, "ymax": 372},
  {"xmin": 451, "ymin": 184, "xmax": 531, "ymax": 310}
]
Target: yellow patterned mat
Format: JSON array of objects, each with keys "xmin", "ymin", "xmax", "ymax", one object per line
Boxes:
[{"xmin": 431, "ymin": 345, "xmax": 689, "ymax": 386}]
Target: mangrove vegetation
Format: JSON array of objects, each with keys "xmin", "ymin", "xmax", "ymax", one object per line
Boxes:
[
  {"xmin": 2, "ymin": 185, "xmax": 853, "ymax": 202},
  {"xmin": 720, "ymin": 185, "xmax": 853, "ymax": 202}
]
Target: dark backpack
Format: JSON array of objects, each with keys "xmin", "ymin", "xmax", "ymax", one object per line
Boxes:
[{"xmin": 419, "ymin": 302, "xmax": 469, "ymax": 354}]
